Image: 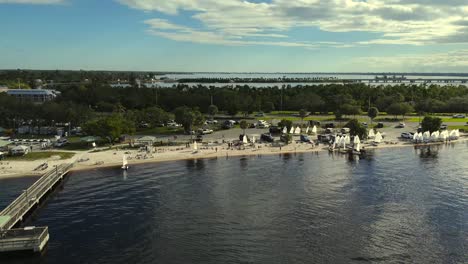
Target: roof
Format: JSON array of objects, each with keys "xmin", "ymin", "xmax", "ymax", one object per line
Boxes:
[
  {"xmin": 12, "ymin": 145, "xmax": 28, "ymax": 151},
  {"xmin": 136, "ymin": 136, "xmax": 157, "ymax": 142},
  {"xmin": 80, "ymin": 136, "xmax": 100, "ymax": 143},
  {"xmin": 0, "ymin": 140, "xmax": 11, "ymax": 148},
  {"xmin": 6, "ymin": 89, "xmax": 60, "ymax": 96}
]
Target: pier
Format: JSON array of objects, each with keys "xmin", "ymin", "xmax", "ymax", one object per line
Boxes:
[{"xmin": 0, "ymin": 163, "xmax": 73, "ymax": 253}]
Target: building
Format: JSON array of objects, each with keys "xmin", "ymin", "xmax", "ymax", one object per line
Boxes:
[
  {"xmin": 135, "ymin": 136, "xmax": 157, "ymax": 146},
  {"xmin": 10, "ymin": 145, "xmax": 29, "ymax": 156},
  {"xmin": 6, "ymin": 89, "xmax": 60, "ymax": 103}
]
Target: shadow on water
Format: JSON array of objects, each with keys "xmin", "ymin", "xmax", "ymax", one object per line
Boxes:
[{"xmin": 415, "ymin": 145, "xmax": 440, "ymax": 160}]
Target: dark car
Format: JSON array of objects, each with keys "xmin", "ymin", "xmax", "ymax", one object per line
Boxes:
[
  {"xmin": 376, "ymin": 122, "xmax": 384, "ymax": 128},
  {"xmin": 300, "ymin": 134, "xmax": 311, "ymax": 143},
  {"xmin": 269, "ymin": 126, "xmax": 282, "ymax": 134},
  {"xmin": 325, "ymin": 123, "xmax": 335, "ymax": 128},
  {"xmin": 280, "ymin": 134, "xmax": 290, "ymax": 143},
  {"xmin": 222, "ymin": 121, "xmax": 234, "ymax": 129},
  {"xmin": 260, "ymin": 133, "xmax": 274, "ymax": 142},
  {"xmin": 309, "ymin": 120, "xmax": 321, "ymax": 126}
]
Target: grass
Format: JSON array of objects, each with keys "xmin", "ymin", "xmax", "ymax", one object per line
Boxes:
[
  {"xmin": 448, "ymin": 125, "xmax": 468, "ymax": 130},
  {"xmin": 5, "ymin": 151, "xmax": 75, "ymax": 161},
  {"xmin": 405, "ymin": 117, "xmax": 467, "ymax": 123}
]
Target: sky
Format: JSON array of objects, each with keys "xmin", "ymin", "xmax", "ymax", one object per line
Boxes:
[{"xmin": 0, "ymin": 0, "xmax": 468, "ymax": 72}]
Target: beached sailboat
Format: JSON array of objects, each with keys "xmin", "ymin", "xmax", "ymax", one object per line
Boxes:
[
  {"xmin": 368, "ymin": 129, "xmax": 375, "ymax": 139},
  {"xmin": 121, "ymin": 155, "xmax": 129, "ymax": 170},
  {"xmin": 283, "ymin": 127, "xmax": 288, "ymax": 134},
  {"xmin": 305, "ymin": 126, "xmax": 310, "ymax": 134},
  {"xmin": 252, "ymin": 136, "xmax": 256, "ymax": 144},
  {"xmin": 373, "ymin": 132, "xmax": 383, "ymax": 144},
  {"xmin": 312, "ymin": 125, "xmax": 317, "ymax": 134},
  {"xmin": 295, "ymin": 126, "xmax": 301, "ymax": 135},
  {"xmin": 243, "ymin": 135, "xmax": 248, "ymax": 144},
  {"xmin": 193, "ymin": 141, "xmax": 198, "ymax": 153},
  {"xmin": 289, "ymin": 127, "xmax": 294, "ymax": 134}
]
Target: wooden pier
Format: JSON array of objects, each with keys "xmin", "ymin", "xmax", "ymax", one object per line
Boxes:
[{"xmin": 0, "ymin": 163, "xmax": 73, "ymax": 253}]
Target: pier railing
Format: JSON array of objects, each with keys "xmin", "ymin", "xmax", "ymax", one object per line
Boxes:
[
  {"xmin": 0, "ymin": 227, "xmax": 48, "ymax": 252},
  {"xmin": 0, "ymin": 163, "xmax": 73, "ymax": 230}
]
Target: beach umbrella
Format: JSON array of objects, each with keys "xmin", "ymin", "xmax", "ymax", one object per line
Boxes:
[
  {"xmin": 295, "ymin": 126, "xmax": 301, "ymax": 135},
  {"xmin": 354, "ymin": 135, "xmax": 361, "ymax": 144},
  {"xmin": 374, "ymin": 132, "xmax": 383, "ymax": 143},
  {"xmin": 305, "ymin": 126, "xmax": 310, "ymax": 134},
  {"xmin": 243, "ymin": 135, "xmax": 248, "ymax": 144},
  {"xmin": 368, "ymin": 129, "xmax": 375, "ymax": 138},
  {"xmin": 312, "ymin": 125, "xmax": 317, "ymax": 134},
  {"xmin": 289, "ymin": 126, "xmax": 294, "ymax": 134},
  {"xmin": 193, "ymin": 141, "xmax": 198, "ymax": 151},
  {"xmin": 283, "ymin": 127, "xmax": 288, "ymax": 134}
]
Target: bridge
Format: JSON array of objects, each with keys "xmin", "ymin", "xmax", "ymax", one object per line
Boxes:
[{"xmin": 0, "ymin": 163, "xmax": 73, "ymax": 253}]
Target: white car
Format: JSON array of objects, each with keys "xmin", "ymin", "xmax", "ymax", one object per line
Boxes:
[
  {"xmin": 206, "ymin": 119, "xmax": 218, "ymax": 124},
  {"xmin": 453, "ymin": 114, "xmax": 466, "ymax": 118},
  {"xmin": 167, "ymin": 122, "xmax": 181, "ymax": 128},
  {"xmin": 199, "ymin": 128, "xmax": 213, "ymax": 134},
  {"xmin": 401, "ymin": 132, "xmax": 414, "ymax": 139}
]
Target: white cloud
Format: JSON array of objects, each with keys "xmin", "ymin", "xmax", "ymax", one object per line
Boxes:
[
  {"xmin": 118, "ymin": 0, "xmax": 468, "ymax": 47},
  {"xmin": 0, "ymin": 0, "xmax": 65, "ymax": 4}
]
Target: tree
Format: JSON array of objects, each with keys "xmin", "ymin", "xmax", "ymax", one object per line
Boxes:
[
  {"xmin": 174, "ymin": 106, "xmax": 205, "ymax": 133},
  {"xmin": 387, "ymin": 102, "xmax": 414, "ymax": 119},
  {"xmin": 208, "ymin": 105, "xmax": 218, "ymax": 119},
  {"xmin": 278, "ymin": 119, "xmax": 293, "ymax": 131},
  {"xmin": 421, "ymin": 116, "xmax": 442, "ymax": 133},
  {"xmin": 299, "ymin": 109, "xmax": 307, "ymax": 124},
  {"xmin": 83, "ymin": 114, "xmax": 135, "ymax": 144},
  {"xmin": 368, "ymin": 107, "xmax": 379, "ymax": 125},
  {"xmin": 239, "ymin": 120, "xmax": 248, "ymax": 135},
  {"xmin": 344, "ymin": 119, "xmax": 367, "ymax": 139},
  {"xmin": 340, "ymin": 104, "xmax": 362, "ymax": 118},
  {"xmin": 263, "ymin": 101, "xmax": 275, "ymax": 113}
]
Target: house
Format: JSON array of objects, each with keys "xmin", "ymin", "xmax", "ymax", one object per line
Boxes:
[
  {"xmin": 135, "ymin": 136, "xmax": 157, "ymax": 146},
  {"xmin": 6, "ymin": 89, "xmax": 61, "ymax": 103},
  {"xmin": 0, "ymin": 139, "xmax": 11, "ymax": 152},
  {"xmin": 10, "ymin": 145, "xmax": 29, "ymax": 156}
]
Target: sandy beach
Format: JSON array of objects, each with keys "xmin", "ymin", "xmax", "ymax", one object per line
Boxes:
[{"xmin": 1, "ymin": 136, "xmax": 466, "ymax": 179}]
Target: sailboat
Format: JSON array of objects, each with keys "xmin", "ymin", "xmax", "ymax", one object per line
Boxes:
[
  {"xmin": 312, "ymin": 125, "xmax": 317, "ymax": 134},
  {"xmin": 305, "ymin": 126, "xmax": 310, "ymax": 134},
  {"xmin": 243, "ymin": 135, "xmax": 248, "ymax": 144},
  {"xmin": 193, "ymin": 141, "xmax": 198, "ymax": 153},
  {"xmin": 289, "ymin": 126, "xmax": 294, "ymax": 134},
  {"xmin": 373, "ymin": 132, "xmax": 382, "ymax": 145},
  {"xmin": 121, "ymin": 155, "xmax": 129, "ymax": 170},
  {"xmin": 294, "ymin": 126, "xmax": 301, "ymax": 135},
  {"xmin": 282, "ymin": 127, "xmax": 288, "ymax": 134},
  {"xmin": 368, "ymin": 129, "xmax": 375, "ymax": 139}
]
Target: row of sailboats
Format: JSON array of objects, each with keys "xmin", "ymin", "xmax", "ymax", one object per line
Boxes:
[
  {"xmin": 283, "ymin": 126, "xmax": 318, "ymax": 135},
  {"xmin": 413, "ymin": 129, "xmax": 460, "ymax": 142}
]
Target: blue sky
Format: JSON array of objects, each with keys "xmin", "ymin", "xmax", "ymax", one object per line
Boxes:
[{"xmin": 0, "ymin": 0, "xmax": 467, "ymax": 72}]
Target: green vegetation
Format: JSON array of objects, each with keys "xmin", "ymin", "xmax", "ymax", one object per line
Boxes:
[
  {"xmin": 368, "ymin": 107, "xmax": 379, "ymax": 125},
  {"xmin": 344, "ymin": 119, "xmax": 367, "ymax": 139},
  {"xmin": 174, "ymin": 106, "xmax": 204, "ymax": 133},
  {"xmin": 6, "ymin": 151, "xmax": 75, "ymax": 161},
  {"xmin": 239, "ymin": 120, "xmax": 248, "ymax": 134},
  {"xmin": 421, "ymin": 116, "xmax": 442, "ymax": 133}
]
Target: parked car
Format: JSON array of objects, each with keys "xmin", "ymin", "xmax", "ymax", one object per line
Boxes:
[
  {"xmin": 255, "ymin": 112, "xmax": 265, "ymax": 117},
  {"xmin": 222, "ymin": 121, "xmax": 234, "ymax": 129},
  {"xmin": 54, "ymin": 138, "xmax": 68, "ymax": 148},
  {"xmin": 396, "ymin": 122, "xmax": 406, "ymax": 128},
  {"xmin": 248, "ymin": 123, "xmax": 256, "ymax": 128},
  {"xmin": 452, "ymin": 114, "xmax": 466, "ymax": 118},
  {"xmin": 376, "ymin": 122, "xmax": 384, "ymax": 128},
  {"xmin": 341, "ymin": 128, "xmax": 350, "ymax": 134},
  {"xmin": 269, "ymin": 126, "xmax": 282, "ymax": 134},
  {"xmin": 280, "ymin": 134, "xmax": 290, "ymax": 143},
  {"xmin": 309, "ymin": 120, "xmax": 321, "ymax": 126},
  {"xmin": 361, "ymin": 122, "xmax": 368, "ymax": 127},
  {"xmin": 195, "ymin": 135, "xmax": 203, "ymax": 142},
  {"xmin": 401, "ymin": 132, "xmax": 414, "ymax": 139},
  {"xmin": 198, "ymin": 128, "xmax": 213, "ymax": 135},
  {"xmin": 300, "ymin": 134, "xmax": 311, "ymax": 143},
  {"xmin": 325, "ymin": 128, "xmax": 334, "ymax": 134},
  {"xmin": 260, "ymin": 133, "xmax": 274, "ymax": 142},
  {"xmin": 325, "ymin": 123, "xmax": 335, "ymax": 128},
  {"xmin": 206, "ymin": 119, "xmax": 218, "ymax": 124},
  {"xmin": 440, "ymin": 124, "xmax": 448, "ymax": 130}
]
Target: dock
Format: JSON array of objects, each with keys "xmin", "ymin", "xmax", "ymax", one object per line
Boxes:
[{"xmin": 0, "ymin": 163, "xmax": 73, "ymax": 253}]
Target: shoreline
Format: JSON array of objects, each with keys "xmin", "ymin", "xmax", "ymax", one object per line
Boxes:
[{"xmin": 2, "ymin": 138, "xmax": 465, "ymax": 179}]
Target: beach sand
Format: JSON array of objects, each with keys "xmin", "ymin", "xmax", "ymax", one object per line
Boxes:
[{"xmin": 1, "ymin": 136, "xmax": 465, "ymax": 179}]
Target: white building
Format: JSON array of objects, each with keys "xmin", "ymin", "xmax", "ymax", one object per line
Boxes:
[{"xmin": 6, "ymin": 89, "xmax": 60, "ymax": 103}]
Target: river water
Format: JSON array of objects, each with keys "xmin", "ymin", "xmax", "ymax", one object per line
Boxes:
[{"xmin": 1, "ymin": 143, "xmax": 467, "ymax": 264}]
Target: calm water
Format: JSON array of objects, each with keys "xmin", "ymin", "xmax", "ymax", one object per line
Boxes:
[{"xmin": 1, "ymin": 143, "xmax": 467, "ymax": 264}]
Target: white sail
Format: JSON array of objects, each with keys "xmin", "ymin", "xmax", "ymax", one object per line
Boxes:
[
  {"xmin": 355, "ymin": 142, "xmax": 361, "ymax": 152},
  {"xmin": 295, "ymin": 126, "xmax": 301, "ymax": 134},
  {"xmin": 312, "ymin": 125, "xmax": 317, "ymax": 134},
  {"xmin": 252, "ymin": 136, "xmax": 256, "ymax": 144},
  {"xmin": 193, "ymin": 141, "xmax": 198, "ymax": 151},
  {"xmin": 283, "ymin": 127, "xmax": 288, "ymax": 134},
  {"xmin": 305, "ymin": 126, "xmax": 310, "ymax": 134},
  {"xmin": 289, "ymin": 126, "xmax": 294, "ymax": 134},
  {"xmin": 374, "ymin": 132, "xmax": 383, "ymax": 143},
  {"xmin": 354, "ymin": 135, "xmax": 361, "ymax": 144},
  {"xmin": 413, "ymin": 132, "xmax": 418, "ymax": 141},
  {"xmin": 368, "ymin": 129, "xmax": 375, "ymax": 138},
  {"xmin": 122, "ymin": 155, "xmax": 128, "ymax": 167},
  {"xmin": 243, "ymin": 135, "xmax": 248, "ymax": 144},
  {"xmin": 423, "ymin": 131, "xmax": 431, "ymax": 141},
  {"xmin": 344, "ymin": 135, "xmax": 351, "ymax": 145}
]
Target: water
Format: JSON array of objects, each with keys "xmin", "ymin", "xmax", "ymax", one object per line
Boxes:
[{"xmin": 1, "ymin": 143, "xmax": 467, "ymax": 264}]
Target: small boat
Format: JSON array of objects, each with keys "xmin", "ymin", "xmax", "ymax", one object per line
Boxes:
[{"xmin": 121, "ymin": 155, "xmax": 129, "ymax": 170}]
